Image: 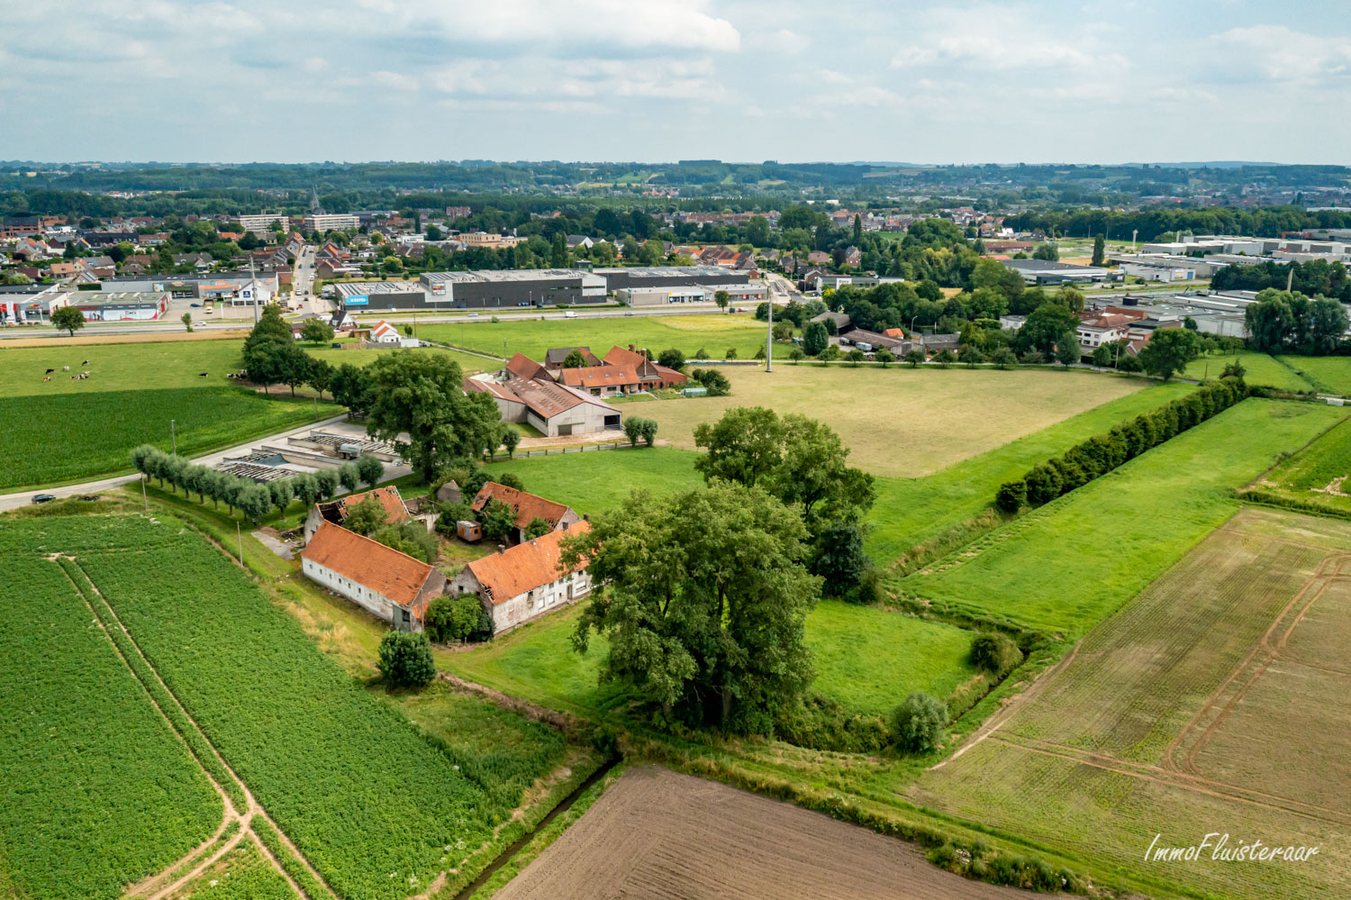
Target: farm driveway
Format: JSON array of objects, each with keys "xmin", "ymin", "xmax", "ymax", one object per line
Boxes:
[{"xmin": 495, "ymin": 766, "xmax": 1029, "ymax": 900}]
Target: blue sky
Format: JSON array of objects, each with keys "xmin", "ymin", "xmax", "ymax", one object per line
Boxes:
[{"xmin": 2, "ymin": 1, "xmax": 1347, "ymax": 164}]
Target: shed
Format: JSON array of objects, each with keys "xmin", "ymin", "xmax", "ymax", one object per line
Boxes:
[{"xmin": 457, "ymin": 520, "xmax": 482, "ymax": 542}]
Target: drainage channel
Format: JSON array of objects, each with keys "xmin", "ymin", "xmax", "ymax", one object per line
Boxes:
[{"xmin": 452, "ymin": 754, "xmax": 621, "ymax": 900}]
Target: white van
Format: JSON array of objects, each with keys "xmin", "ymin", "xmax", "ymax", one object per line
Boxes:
[{"xmin": 564, "ymin": 310, "xmax": 577, "ymax": 318}]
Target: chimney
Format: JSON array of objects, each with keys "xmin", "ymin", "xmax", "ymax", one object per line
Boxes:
[
  {"xmin": 628, "ymin": 343, "xmax": 634, "ymax": 351},
  {"xmin": 562, "ymin": 521, "xmax": 569, "ymax": 530},
  {"xmin": 497, "ymin": 544, "xmax": 506, "ymax": 555},
  {"xmin": 583, "ymin": 513, "xmax": 590, "ymax": 523}
]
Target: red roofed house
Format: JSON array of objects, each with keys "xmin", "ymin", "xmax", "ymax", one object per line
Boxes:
[
  {"xmin": 304, "ymin": 485, "xmax": 409, "ymax": 542},
  {"xmin": 301, "ymin": 521, "xmax": 446, "ymax": 631},
  {"xmin": 449, "ymin": 522, "xmax": 591, "ymax": 634},
  {"xmin": 471, "ymin": 482, "xmax": 582, "ymax": 545}
]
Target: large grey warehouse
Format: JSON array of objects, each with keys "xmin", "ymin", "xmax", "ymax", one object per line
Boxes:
[{"xmin": 327, "ymin": 266, "xmax": 754, "ymax": 311}]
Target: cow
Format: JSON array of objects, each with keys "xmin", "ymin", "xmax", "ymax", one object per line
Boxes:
[
  {"xmin": 81, "ymin": 360, "xmax": 88, "ymax": 365},
  {"xmin": 44, "ymin": 368, "xmax": 54, "ymax": 374},
  {"xmin": 198, "ymin": 372, "xmax": 208, "ymax": 377},
  {"xmin": 62, "ymin": 365, "xmax": 70, "ymax": 371}
]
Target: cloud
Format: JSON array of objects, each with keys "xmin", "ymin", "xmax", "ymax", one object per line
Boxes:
[
  {"xmin": 1206, "ymin": 25, "xmax": 1351, "ymax": 86},
  {"xmin": 892, "ymin": 4, "xmax": 1126, "ymax": 73}
]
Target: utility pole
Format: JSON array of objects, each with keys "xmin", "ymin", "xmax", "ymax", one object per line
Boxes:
[
  {"xmin": 170, "ymin": 419, "xmax": 177, "ymax": 455},
  {"xmin": 249, "ymin": 256, "xmax": 260, "ymax": 325},
  {"xmin": 141, "ymin": 476, "xmax": 148, "ymax": 511},
  {"xmin": 237, "ymin": 522, "xmax": 244, "ymax": 567},
  {"xmin": 766, "ymin": 294, "xmax": 773, "ymax": 373}
]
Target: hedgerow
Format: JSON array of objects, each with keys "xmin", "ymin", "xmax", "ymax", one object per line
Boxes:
[
  {"xmin": 997, "ymin": 380, "xmax": 1249, "ymax": 512},
  {"xmin": 73, "ymin": 519, "xmax": 546, "ymax": 900},
  {"xmin": 0, "ymin": 556, "xmax": 220, "ymax": 900}
]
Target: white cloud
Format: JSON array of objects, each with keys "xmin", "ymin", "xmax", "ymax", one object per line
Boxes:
[
  {"xmin": 1207, "ymin": 25, "xmax": 1351, "ymax": 85},
  {"xmin": 892, "ymin": 4, "xmax": 1126, "ymax": 73}
]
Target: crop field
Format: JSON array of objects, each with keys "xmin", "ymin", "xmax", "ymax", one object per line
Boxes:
[
  {"xmin": 633, "ymin": 366, "xmax": 1144, "ymax": 478},
  {"xmin": 166, "ymin": 839, "xmax": 296, "ymax": 900},
  {"xmin": 905, "ymin": 400, "xmax": 1347, "ymax": 636},
  {"xmin": 1278, "ymin": 355, "xmax": 1351, "ymax": 396},
  {"xmin": 496, "ymin": 766, "xmax": 1022, "ymax": 900},
  {"xmin": 418, "ymin": 312, "xmax": 777, "ymax": 362},
  {"xmin": 7, "ymin": 513, "xmax": 568, "ymax": 900},
  {"xmin": 908, "ymin": 508, "xmax": 1351, "ymax": 900},
  {"xmin": 0, "ymin": 548, "xmax": 221, "ymax": 900},
  {"xmin": 1248, "ymin": 416, "xmax": 1351, "ymax": 516},
  {"xmin": 0, "ymin": 386, "xmax": 340, "ymax": 490},
  {"xmin": 1182, "ymin": 350, "xmax": 1313, "ymax": 391}
]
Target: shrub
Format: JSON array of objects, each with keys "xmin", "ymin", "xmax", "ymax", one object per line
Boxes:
[
  {"xmin": 377, "ymin": 631, "xmax": 435, "ymax": 688},
  {"xmin": 994, "ymin": 479, "xmax": 1026, "ymax": 513},
  {"xmin": 424, "ymin": 595, "xmax": 483, "ymax": 643},
  {"xmin": 889, "ymin": 691, "xmax": 948, "ymax": 753},
  {"xmin": 693, "ymin": 346, "xmax": 709, "ymax": 360},
  {"xmin": 970, "ymin": 631, "xmax": 1023, "ymax": 675}
]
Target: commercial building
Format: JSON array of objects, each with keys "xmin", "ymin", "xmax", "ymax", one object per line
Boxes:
[
  {"xmin": 58, "ymin": 290, "xmax": 170, "ymax": 321},
  {"xmin": 593, "ymin": 265, "xmax": 751, "ymax": 292},
  {"xmin": 303, "ymin": 213, "xmax": 359, "ymax": 233},
  {"xmin": 448, "ymin": 523, "xmax": 591, "ymax": 635},
  {"xmin": 332, "ymin": 281, "xmax": 428, "ymax": 311},
  {"xmin": 457, "ymin": 232, "xmax": 525, "ymax": 248},
  {"xmin": 616, "ymin": 282, "xmax": 767, "ymax": 307},
  {"xmin": 238, "ymin": 214, "xmax": 290, "ymax": 236},
  {"xmin": 101, "ymin": 272, "xmax": 276, "ymax": 305},
  {"xmin": 421, "ymin": 269, "xmax": 606, "ymax": 309},
  {"xmin": 1001, "ymin": 259, "xmax": 1121, "ymax": 285}
]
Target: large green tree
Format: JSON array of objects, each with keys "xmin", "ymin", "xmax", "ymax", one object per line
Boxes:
[
  {"xmin": 362, "ymin": 352, "xmax": 502, "ymax": 481},
  {"xmin": 566, "ymin": 483, "xmax": 821, "ymax": 729},
  {"xmin": 1138, "ymin": 327, "xmax": 1202, "ymax": 381}
]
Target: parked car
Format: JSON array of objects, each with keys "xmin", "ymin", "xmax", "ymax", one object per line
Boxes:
[
  {"xmin": 623, "ymin": 310, "xmax": 635, "ymax": 316},
  {"xmin": 467, "ymin": 312, "xmax": 480, "ymax": 317},
  {"xmin": 190, "ymin": 302, "xmax": 201, "ymax": 307},
  {"xmin": 31, "ymin": 494, "xmax": 56, "ymax": 504}
]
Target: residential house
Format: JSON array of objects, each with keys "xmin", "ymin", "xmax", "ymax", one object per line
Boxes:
[
  {"xmin": 448, "ymin": 522, "xmax": 591, "ymax": 634},
  {"xmin": 1076, "ymin": 313, "xmax": 1137, "ymax": 351},
  {"xmin": 544, "ymin": 346, "xmax": 603, "ymax": 372},
  {"xmin": 301, "ymin": 521, "xmax": 445, "ymax": 631},
  {"xmin": 370, "ymin": 320, "xmax": 401, "ymax": 344},
  {"xmin": 303, "ymin": 485, "xmax": 409, "ymax": 542},
  {"xmin": 469, "ymin": 482, "xmax": 582, "ymax": 545}
]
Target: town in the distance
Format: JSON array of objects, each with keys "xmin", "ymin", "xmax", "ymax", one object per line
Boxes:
[{"xmin": 4, "ymin": 8, "xmax": 1351, "ymax": 900}]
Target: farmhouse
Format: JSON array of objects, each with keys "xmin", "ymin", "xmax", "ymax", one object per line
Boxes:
[
  {"xmin": 470, "ymin": 481, "xmax": 582, "ymax": 545},
  {"xmin": 304, "ymin": 485, "xmax": 409, "ymax": 542},
  {"xmin": 448, "ymin": 522, "xmax": 591, "ymax": 634},
  {"xmin": 301, "ymin": 521, "xmax": 446, "ymax": 631},
  {"xmin": 465, "ymin": 353, "xmax": 623, "ymax": 436}
]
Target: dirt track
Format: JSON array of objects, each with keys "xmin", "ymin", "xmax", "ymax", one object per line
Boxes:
[{"xmin": 495, "ymin": 766, "xmax": 1028, "ymax": 900}]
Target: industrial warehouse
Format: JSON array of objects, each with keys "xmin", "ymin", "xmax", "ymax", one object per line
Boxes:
[{"xmin": 325, "ymin": 265, "xmax": 753, "ymax": 311}]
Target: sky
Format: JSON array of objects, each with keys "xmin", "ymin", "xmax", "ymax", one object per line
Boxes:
[{"xmin": 2, "ymin": 0, "xmax": 1348, "ymax": 166}]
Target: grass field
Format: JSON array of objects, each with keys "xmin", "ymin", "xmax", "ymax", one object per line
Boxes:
[
  {"xmin": 806, "ymin": 601, "xmax": 979, "ymax": 716},
  {"xmin": 0, "ymin": 544, "xmax": 222, "ymax": 900},
  {"xmin": 0, "ymin": 387, "xmax": 341, "ymax": 491},
  {"xmin": 483, "ymin": 385, "xmax": 1194, "ymax": 565},
  {"xmin": 908, "ymin": 508, "xmax": 1351, "ymax": 900},
  {"xmin": 0, "ymin": 339, "xmax": 251, "ymax": 396},
  {"xmin": 305, "ymin": 343, "xmax": 495, "ymax": 374},
  {"xmin": 1182, "ymin": 350, "xmax": 1314, "ymax": 392},
  {"xmin": 905, "ymin": 399, "xmax": 1347, "ymax": 636},
  {"xmin": 438, "ymin": 594, "xmax": 985, "ymax": 722},
  {"xmin": 10, "ymin": 512, "xmax": 569, "ymax": 900},
  {"xmin": 1247, "ymin": 416, "xmax": 1351, "ymax": 516},
  {"xmin": 635, "ymin": 366, "xmax": 1145, "ymax": 478},
  {"xmin": 1277, "ymin": 355, "xmax": 1351, "ymax": 395},
  {"xmin": 418, "ymin": 312, "xmax": 777, "ymax": 361}
]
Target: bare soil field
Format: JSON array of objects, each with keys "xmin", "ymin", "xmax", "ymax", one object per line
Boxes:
[
  {"xmin": 637, "ymin": 365, "xmax": 1142, "ymax": 478},
  {"xmin": 909, "ymin": 507, "xmax": 1351, "ymax": 900},
  {"xmin": 495, "ymin": 766, "xmax": 1028, "ymax": 900}
]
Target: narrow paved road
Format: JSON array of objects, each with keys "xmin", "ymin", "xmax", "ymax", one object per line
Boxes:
[{"xmin": 0, "ymin": 414, "xmax": 353, "ymax": 512}]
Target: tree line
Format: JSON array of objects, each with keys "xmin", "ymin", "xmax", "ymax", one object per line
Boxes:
[{"xmin": 996, "ymin": 377, "xmax": 1249, "ymax": 513}]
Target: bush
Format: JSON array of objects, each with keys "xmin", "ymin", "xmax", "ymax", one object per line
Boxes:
[
  {"xmin": 774, "ymin": 695, "xmax": 889, "ymax": 753},
  {"xmin": 889, "ymin": 691, "xmax": 948, "ymax": 753},
  {"xmin": 689, "ymin": 368, "xmax": 731, "ymax": 396},
  {"xmin": 377, "ymin": 631, "xmax": 435, "ymax": 687},
  {"xmin": 994, "ymin": 479, "xmax": 1026, "ymax": 513},
  {"xmin": 423, "ymin": 594, "xmax": 483, "ymax": 643},
  {"xmin": 969, "ymin": 631, "xmax": 1023, "ymax": 675},
  {"xmin": 692, "ymin": 346, "xmax": 709, "ymax": 360}
]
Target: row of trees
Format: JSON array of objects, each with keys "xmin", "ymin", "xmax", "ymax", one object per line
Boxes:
[
  {"xmin": 996, "ymin": 378, "xmax": 1249, "ymax": 513},
  {"xmin": 130, "ymin": 445, "xmax": 384, "ymax": 522}
]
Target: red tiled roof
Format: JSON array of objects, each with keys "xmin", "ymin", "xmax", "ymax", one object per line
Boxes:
[
  {"xmin": 336, "ymin": 486, "xmax": 408, "ymax": 524},
  {"xmin": 505, "ymin": 352, "xmax": 548, "ymax": 381},
  {"xmin": 471, "ymin": 482, "xmax": 572, "ymax": 529},
  {"xmin": 602, "ymin": 345, "xmax": 646, "ymax": 368},
  {"xmin": 466, "ymin": 522, "xmax": 590, "ymax": 604},
  {"xmin": 559, "ymin": 364, "xmax": 642, "ymax": 388},
  {"xmin": 302, "ymin": 521, "xmax": 435, "ymax": 608}
]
